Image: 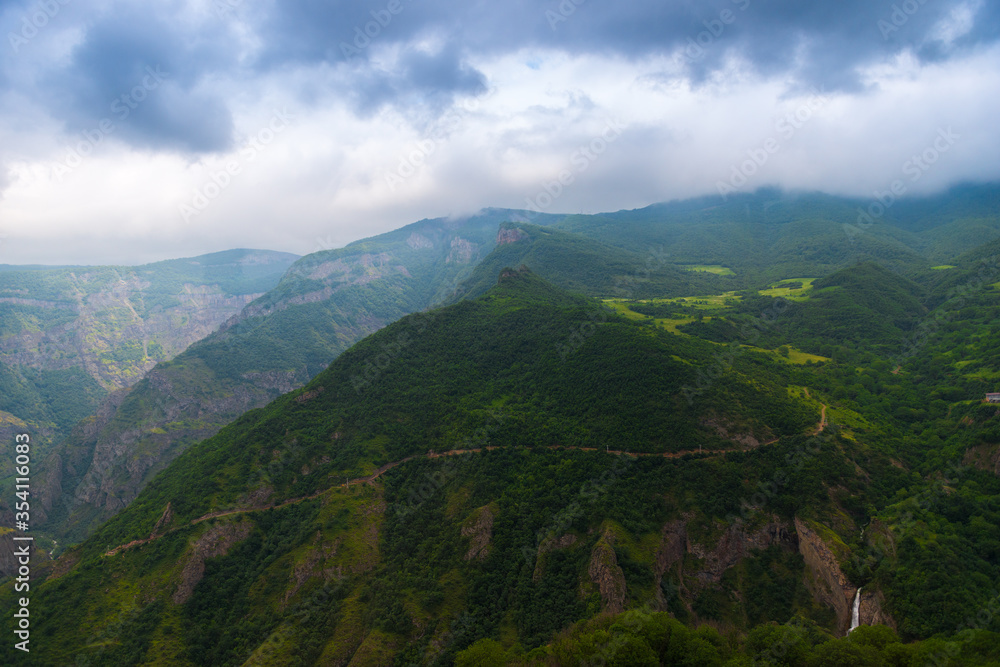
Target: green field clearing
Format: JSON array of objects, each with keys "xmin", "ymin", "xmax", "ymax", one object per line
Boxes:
[
  {"xmin": 603, "ymin": 300, "xmax": 651, "ymax": 320},
  {"xmin": 678, "ymin": 265, "xmax": 736, "ymax": 276},
  {"xmin": 931, "ymin": 265, "xmax": 957, "ymax": 270},
  {"xmin": 658, "ymin": 292, "xmax": 741, "ymax": 309},
  {"xmin": 759, "ymin": 278, "xmax": 816, "ymax": 300},
  {"xmin": 826, "ymin": 404, "xmax": 875, "ymax": 430},
  {"xmin": 784, "ymin": 347, "xmax": 830, "ymax": 364},
  {"xmin": 602, "ymin": 300, "xmax": 705, "ymax": 334},
  {"xmin": 655, "ymin": 317, "xmax": 697, "ymax": 333},
  {"xmin": 750, "ymin": 345, "xmax": 830, "ymax": 365}
]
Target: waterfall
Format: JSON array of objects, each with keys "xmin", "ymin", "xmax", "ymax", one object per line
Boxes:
[{"xmin": 848, "ymin": 588, "xmax": 862, "ymax": 634}]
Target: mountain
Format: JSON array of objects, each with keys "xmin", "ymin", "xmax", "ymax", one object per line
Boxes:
[
  {"xmin": 2, "ymin": 269, "xmax": 841, "ymax": 665},
  {"xmin": 4, "ymin": 196, "xmax": 1000, "ymax": 664},
  {"xmin": 449, "ymin": 222, "xmax": 729, "ymax": 302},
  {"xmin": 33, "ymin": 210, "xmax": 563, "ymax": 544},
  {"xmin": 0, "ymin": 248, "xmax": 299, "ymax": 455},
  {"xmin": 31, "ymin": 185, "xmax": 1000, "ymax": 547},
  {"xmin": 0, "ymin": 249, "xmax": 299, "ymax": 394},
  {"xmin": 549, "ymin": 184, "xmax": 1000, "ymax": 283},
  {"xmin": 678, "ymin": 262, "xmax": 928, "ymax": 359}
]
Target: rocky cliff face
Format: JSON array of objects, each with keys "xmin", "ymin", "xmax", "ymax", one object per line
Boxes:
[
  {"xmin": 859, "ymin": 589, "xmax": 896, "ymax": 629},
  {"xmin": 461, "ymin": 505, "xmax": 495, "ymax": 561},
  {"xmin": 794, "ymin": 517, "xmax": 857, "ymax": 634},
  {"xmin": 689, "ymin": 520, "xmax": 794, "ymax": 585},
  {"xmin": 497, "ymin": 227, "xmax": 530, "ymax": 245},
  {"xmin": 588, "ymin": 529, "xmax": 628, "ymax": 614},
  {"xmin": 964, "ymin": 442, "xmax": 1000, "ymax": 477},
  {"xmin": 0, "ymin": 258, "xmax": 291, "ymax": 392}
]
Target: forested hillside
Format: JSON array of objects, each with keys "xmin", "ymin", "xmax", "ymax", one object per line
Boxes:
[
  {"xmin": 32, "ymin": 210, "xmax": 563, "ymax": 545},
  {"xmin": 5, "ymin": 251, "xmax": 1000, "ymax": 664},
  {"xmin": 3, "ymin": 186, "xmax": 1000, "ymax": 665}
]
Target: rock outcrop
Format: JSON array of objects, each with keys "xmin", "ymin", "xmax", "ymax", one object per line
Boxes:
[
  {"xmin": 461, "ymin": 505, "xmax": 495, "ymax": 561},
  {"xmin": 173, "ymin": 520, "xmax": 254, "ymax": 604},
  {"xmin": 497, "ymin": 227, "xmax": 530, "ymax": 245},
  {"xmin": 860, "ymin": 589, "xmax": 897, "ymax": 629},
  {"xmin": 690, "ymin": 519, "xmax": 794, "ymax": 584},
  {"xmin": 588, "ymin": 530, "xmax": 628, "ymax": 614},
  {"xmin": 964, "ymin": 442, "xmax": 1000, "ymax": 477},
  {"xmin": 794, "ymin": 517, "xmax": 855, "ymax": 633}
]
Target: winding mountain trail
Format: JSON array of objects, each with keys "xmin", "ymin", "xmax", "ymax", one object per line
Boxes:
[
  {"xmin": 101, "ymin": 445, "xmax": 729, "ymax": 557},
  {"xmin": 104, "ymin": 402, "xmax": 831, "ymax": 558},
  {"xmin": 801, "ymin": 387, "xmax": 828, "ymax": 435}
]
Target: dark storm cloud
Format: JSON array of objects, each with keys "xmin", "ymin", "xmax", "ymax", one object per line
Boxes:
[
  {"xmin": 33, "ymin": 2, "xmax": 239, "ymax": 152},
  {"xmin": 256, "ymin": 0, "xmax": 999, "ymax": 86},
  {"xmin": 7, "ymin": 0, "xmax": 999, "ymax": 154},
  {"xmin": 343, "ymin": 44, "xmax": 488, "ymax": 120}
]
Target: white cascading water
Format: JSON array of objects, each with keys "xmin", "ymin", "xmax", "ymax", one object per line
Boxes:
[{"xmin": 848, "ymin": 588, "xmax": 862, "ymax": 634}]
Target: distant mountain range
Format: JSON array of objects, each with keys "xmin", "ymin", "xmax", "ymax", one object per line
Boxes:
[{"xmin": 2, "ymin": 184, "xmax": 1000, "ymax": 664}]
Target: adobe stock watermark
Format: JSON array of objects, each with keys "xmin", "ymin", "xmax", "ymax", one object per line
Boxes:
[
  {"xmin": 717, "ymin": 89, "xmax": 829, "ymax": 200},
  {"xmin": 676, "ymin": 0, "xmax": 752, "ymax": 64},
  {"xmin": 8, "ymin": 0, "xmax": 71, "ymax": 54},
  {"xmin": 213, "ymin": 0, "xmax": 245, "ymax": 20},
  {"xmin": 53, "ymin": 66, "xmax": 169, "ymax": 181},
  {"xmin": 179, "ymin": 109, "xmax": 294, "ymax": 223},
  {"xmin": 546, "ymin": 0, "xmax": 588, "ymax": 30},
  {"xmin": 524, "ymin": 118, "xmax": 628, "ymax": 214},
  {"xmin": 843, "ymin": 126, "xmax": 959, "ymax": 243},
  {"xmin": 878, "ymin": 0, "xmax": 931, "ymax": 39},
  {"xmin": 339, "ymin": 0, "xmax": 414, "ymax": 58},
  {"xmin": 384, "ymin": 87, "xmax": 497, "ymax": 192}
]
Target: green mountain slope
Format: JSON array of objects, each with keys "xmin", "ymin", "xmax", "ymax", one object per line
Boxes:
[
  {"xmin": 550, "ymin": 185, "xmax": 1000, "ymax": 283},
  {"xmin": 5, "ymin": 271, "xmax": 850, "ymax": 664},
  {"xmin": 0, "ymin": 250, "xmax": 300, "ymax": 565},
  {"xmin": 32, "ymin": 185, "xmax": 1000, "ymax": 548},
  {"xmin": 678, "ymin": 262, "xmax": 927, "ymax": 357},
  {"xmin": 5, "ymin": 228, "xmax": 1000, "ymax": 665},
  {"xmin": 0, "ymin": 249, "xmax": 298, "ymax": 454},
  {"xmin": 34, "ymin": 211, "xmax": 564, "ymax": 544},
  {"xmin": 450, "ymin": 223, "xmax": 728, "ymax": 302}
]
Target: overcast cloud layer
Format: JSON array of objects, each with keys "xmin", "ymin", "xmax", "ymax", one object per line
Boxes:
[{"xmin": 1, "ymin": 0, "xmax": 998, "ymax": 264}]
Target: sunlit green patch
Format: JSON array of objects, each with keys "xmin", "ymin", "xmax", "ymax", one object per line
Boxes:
[
  {"xmin": 931, "ymin": 265, "xmax": 957, "ymax": 270},
  {"xmin": 752, "ymin": 345, "xmax": 830, "ymax": 365},
  {"xmin": 783, "ymin": 347, "xmax": 830, "ymax": 364},
  {"xmin": 759, "ymin": 278, "xmax": 816, "ymax": 300},
  {"xmin": 825, "ymin": 404, "xmax": 874, "ymax": 431},
  {"xmin": 678, "ymin": 265, "xmax": 736, "ymax": 276},
  {"xmin": 656, "ymin": 292, "xmax": 741, "ymax": 309},
  {"xmin": 655, "ymin": 317, "xmax": 697, "ymax": 333},
  {"xmin": 966, "ymin": 369, "xmax": 1000, "ymax": 380},
  {"xmin": 603, "ymin": 299, "xmax": 652, "ymax": 321}
]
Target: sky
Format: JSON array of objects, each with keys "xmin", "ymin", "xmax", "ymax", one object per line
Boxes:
[{"xmin": 0, "ymin": 0, "xmax": 998, "ymax": 265}]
